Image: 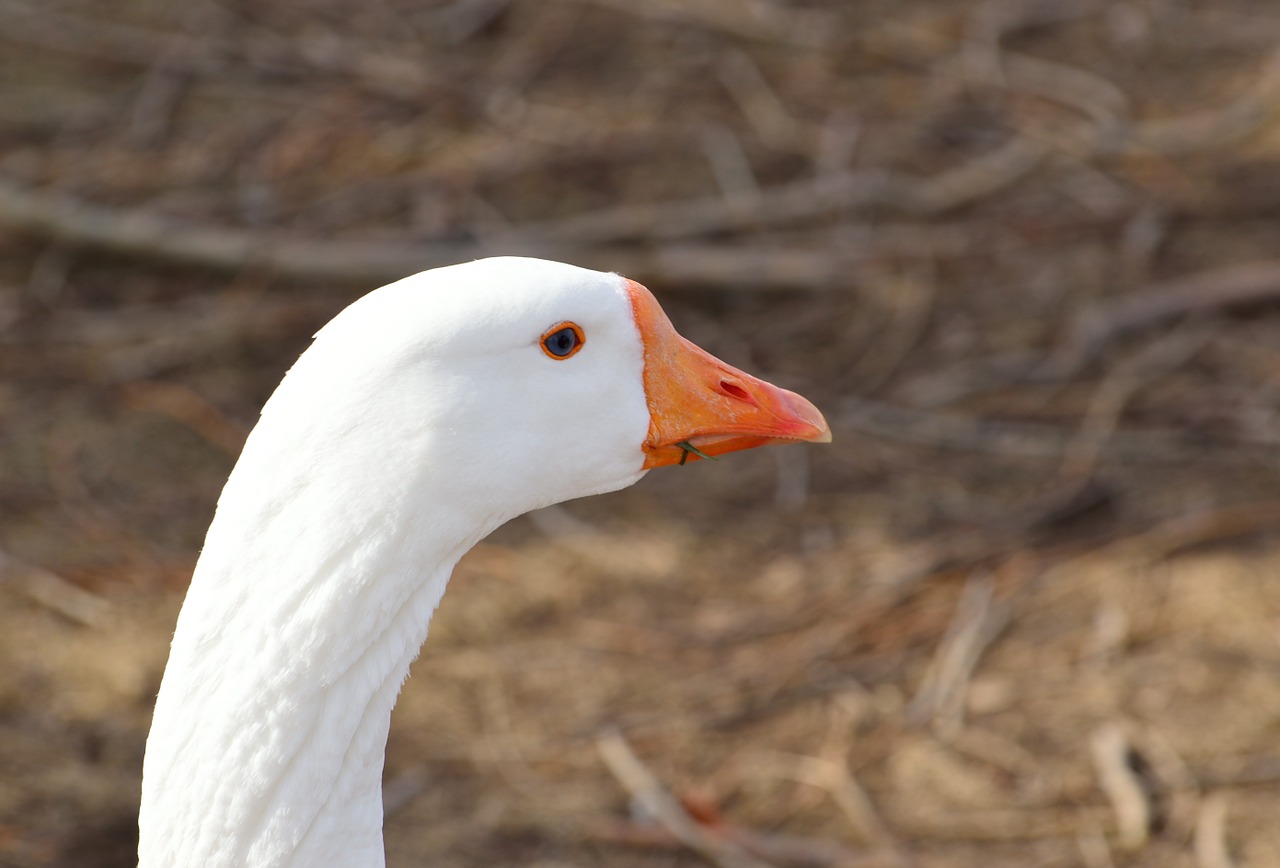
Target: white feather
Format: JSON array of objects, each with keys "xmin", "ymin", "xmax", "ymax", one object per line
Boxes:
[{"xmin": 139, "ymin": 258, "xmax": 650, "ymax": 867}]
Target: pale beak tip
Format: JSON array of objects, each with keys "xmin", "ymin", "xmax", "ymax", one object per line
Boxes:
[{"xmin": 780, "ymin": 388, "xmax": 832, "ymax": 444}]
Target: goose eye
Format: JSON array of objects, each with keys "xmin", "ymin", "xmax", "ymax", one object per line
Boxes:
[{"xmin": 540, "ymin": 323, "xmax": 584, "ymax": 359}]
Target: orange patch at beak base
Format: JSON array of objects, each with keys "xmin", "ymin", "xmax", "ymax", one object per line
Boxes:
[{"xmin": 625, "ymin": 279, "xmax": 831, "ymax": 470}]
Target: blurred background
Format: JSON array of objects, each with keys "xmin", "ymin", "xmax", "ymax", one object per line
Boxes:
[{"xmin": 4, "ymin": 0, "xmax": 1280, "ymax": 865}]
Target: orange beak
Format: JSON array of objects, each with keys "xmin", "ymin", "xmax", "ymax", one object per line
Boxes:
[{"xmin": 626, "ymin": 279, "xmax": 831, "ymax": 470}]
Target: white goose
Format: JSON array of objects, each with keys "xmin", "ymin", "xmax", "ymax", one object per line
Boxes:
[{"xmin": 138, "ymin": 257, "xmax": 829, "ymax": 867}]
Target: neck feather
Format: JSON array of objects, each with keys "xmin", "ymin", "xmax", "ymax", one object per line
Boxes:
[{"xmin": 139, "ymin": 419, "xmax": 500, "ymax": 867}]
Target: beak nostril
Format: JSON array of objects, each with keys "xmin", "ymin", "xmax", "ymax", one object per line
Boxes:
[{"xmin": 719, "ymin": 379, "xmax": 753, "ymax": 403}]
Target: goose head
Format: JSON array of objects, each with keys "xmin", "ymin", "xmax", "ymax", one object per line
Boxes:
[{"xmin": 243, "ymin": 256, "xmax": 830, "ymax": 537}]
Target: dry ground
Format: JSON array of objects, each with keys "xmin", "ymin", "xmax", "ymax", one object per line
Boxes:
[{"xmin": 4, "ymin": 1, "xmax": 1280, "ymax": 865}]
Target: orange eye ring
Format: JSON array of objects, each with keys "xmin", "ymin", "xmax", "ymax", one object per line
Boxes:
[{"xmin": 540, "ymin": 322, "xmax": 585, "ymax": 359}]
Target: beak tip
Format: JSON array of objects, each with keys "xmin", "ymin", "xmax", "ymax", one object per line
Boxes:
[{"xmin": 780, "ymin": 389, "xmax": 832, "ymax": 444}]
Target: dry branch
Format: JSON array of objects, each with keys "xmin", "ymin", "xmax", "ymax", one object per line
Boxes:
[
  {"xmin": 1075, "ymin": 823, "xmax": 1116, "ymax": 868},
  {"xmin": 964, "ymin": 0, "xmax": 1279, "ymax": 161},
  {"xmin": 0, "ymin": 177, "xmax": 857, "ymax": 290},
  {"xmin": 1058, "ymin": 321, "xmax": 1216, "ymax": 480},
  {"xmin": 568, "ymin": 0, "xmax": 831, "ymax": 47},
  {"xmin": 1193, "ymin": 793, "xmax": 1235, "ymax": 868},
  {"xmin": 892, "ymin": 805, "xmax": 1108, "ymax": 843},
  {"xmin": 596, "ymin": 728, "xmax": 776, "ymax": 868},
  {"xmin": 1090, "ymin": 724, "xmax": 1153, "ymax": 852},
  {"xmin": 746, "ymin": 751, "xmax": 907, "ymax": 863},
  {"xmin": 0, "ymin": 548, "xmax": 109, "ymax": 627},
  {"xmin": 0, "ymin": 0, "xmax": 450, "ymax": 103},
  {"xmin": 898, "ymin": 256, "xmax": 1280, "ymax": 404},
  {"xmin": 526, "ymin": 137, "xmax": 1046, "ymax": 244},
  {"xmin": 588, "ymin": 819, "xmax": 884, "ymax": 867},
  {"xmin": 1050, "ymin": 261, "xmax": 1280, "ymax": 376},
  {"xmin": 906, "ymin": 575, "xmax": 1010, "ymax": 736},
  {"xmin": 717, "ymin": 49, "xmax": 813, "ymax": 153},
  {"xmin": 2, "ymin": 74, "xmax": 1265, "ymax": 290},
  {"xmin": 0, "ymin": 0, "xmax": 208, "ymax": 68},
  {"xmin": 119, "ymin": 382, "xmax": 249, "ymax": 456},
  {"xmin": 961, "ymin": 0, "xmax": 1108, "ymax": 129},
  {"xmin": 525, "ymin": 52, "xmax": 1275, "ymax": 249},
  {"xmin": 0, "ymin": 176, "xmax": 507, "ymax": 282},
  {"xmin": 837, "ymin": 396, "xmax": 1255, "ymax": 465},
  {"xmin": 29, "ymin": 294, "xmax": 339, "ymax": 380}
]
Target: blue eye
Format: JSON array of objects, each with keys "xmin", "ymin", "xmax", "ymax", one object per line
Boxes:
[{"xmin": 540, "ymin": 323, "xmax": 584, "ymax": 359}]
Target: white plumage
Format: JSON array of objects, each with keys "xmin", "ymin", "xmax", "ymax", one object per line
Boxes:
[{"xmin": 139, "ymin": 257, "xmax": 827, "ymax": 867}]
